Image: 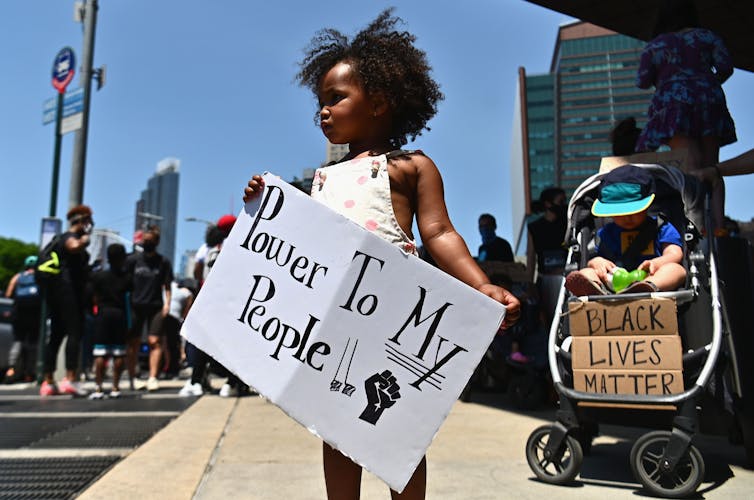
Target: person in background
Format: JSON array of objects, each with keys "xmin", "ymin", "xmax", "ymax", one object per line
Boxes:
[
  {"xmin": 125, "ymin": 226, "xmax": 173, "ymax": 392},
  {"xmin": 87, "ymin": 244, "xmax": 131, "ymax": 399},
  {"xmin": 40, "ymin": 205, "xmax": 94, "ymax": 396},
  {"xmin": 635, "ymin": 0, "xmax": 736, "ymax": 231},
  {"xmin": 477, "ymin": 214, "xmax": 513, "ymax": 262},
  {"xmin": 527, "ymin": 187, "xmax": 568, "ymax": 328},
  {"xmin": 610, "ymin": 117, "xmax": 642, "ymax": 156},
  {"xmin": 4, "ymin": 256, "xmax": 41, "ymax": 383},
  {"xmin": 163, "ymin": 278, "xmax": 194, "ymax": 379}
]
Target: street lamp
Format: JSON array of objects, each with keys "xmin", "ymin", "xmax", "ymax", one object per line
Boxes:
[{"xmin": 185, "ymin": 216, "xmax": 214, "ymax": 226}]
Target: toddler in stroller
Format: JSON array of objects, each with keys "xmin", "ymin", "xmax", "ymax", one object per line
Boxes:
[
  {"xmin": 525, "ymin": 162, "xmax": 749, "ymax": 498},
  {"xmin": 564, "ymin": 165, "xmax": 687, "ymax": 296}
]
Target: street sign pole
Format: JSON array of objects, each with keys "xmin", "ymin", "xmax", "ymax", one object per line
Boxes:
[{"xmin": 50, "ymin": 92, "xmax": 64, "ymax": 217}]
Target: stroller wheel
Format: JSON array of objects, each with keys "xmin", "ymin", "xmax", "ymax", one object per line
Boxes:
[
  {"xmin": 630, "ymin": 431, "xmax": 704, "ymax": 498},
  {"xmin": 525, "ymin": 425, "xmax": 583, "ymax": 485}
]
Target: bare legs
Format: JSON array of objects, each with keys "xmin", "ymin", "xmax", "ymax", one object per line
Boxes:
[
  {"xmin": 148, "ymin": 334, "xmax": 163, "ymax": 379},
  {"xmin": 93, "ymin": 356, "xmax": 124, "ymax": 391},
  {"xmin": 323, "ymin": 442, "xmax": 426, "ymax": 500},
  {"xmin": 668, "ymin": 134, "xmax": 725, "ymax": 229},
  {"xmin": 580, "ymin": 264, "xmax": 686, "ymax": 292}
]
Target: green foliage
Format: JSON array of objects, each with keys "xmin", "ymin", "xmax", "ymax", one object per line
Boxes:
[{"xmin": 0, "ymin": 237, "xmax": 38, "ymax": 293}]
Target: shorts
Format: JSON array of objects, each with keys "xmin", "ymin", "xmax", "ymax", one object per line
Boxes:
[
  {"xmin": 93, "ymin": 307, "xmax": 127, "ymax": 356},
  {"xmin": 128, "ymin": 304, "xmax": 164, "ymax": 340},
  {"xmin": 92, "ymin": 344, "xmax": 127, "ymax": 357}
]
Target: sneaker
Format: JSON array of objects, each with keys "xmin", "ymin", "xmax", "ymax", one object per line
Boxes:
[
  {"xmin": 509, "ymin": 351, "xmax": 530, "ymax": 364},
  {"xmin": 40, "ymin": 380, "xmax": 59, "ymax": 397},
  {"xmin": 178, "ymin": 380, "xmax": 204, "ymax": 397},
  {"xmin": 219, "ymin": 383, "xmax": 239, "ymax": 398},
  {"xmin": 146, "ymin": 377, "xmax": 160, "ymax": 392},
  {"xmin": 88, "ymin": 390, "xmax": 106, "ymax": 400},
  {"xmin": 58, "ymin": 378, "xmax": 88, "ymax": 396},
  {"xmin": 109, "ymin": 390, "xmax": 121, "ymax": 399},
  {"xmin": 565, "ymin": 272, "xmax": 606, "ymax": 297},
  {"xmin": 620, "ymin": 280, "xmax": 658, "ymax": 294},
  {"xmin": 133, "ymin": 378, "xmax": 147, "ymax": 390}
]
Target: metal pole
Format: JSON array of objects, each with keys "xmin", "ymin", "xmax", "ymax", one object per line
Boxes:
[
  {"xmin": 68, "ymin": 0, "xmax": 98, "ymax": 208},
  {"xmin": 50, "ymin": 93, "xmax": 64, "ymax": 217}
]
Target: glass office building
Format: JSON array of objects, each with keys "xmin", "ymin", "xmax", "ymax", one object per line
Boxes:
[
  {"xmin": 510, "ymin": 21, "xmax": 652, "ymax": 247},
  {"xmin": 134, "ymin": 158, "xmax": 180, "ymax": 265}
]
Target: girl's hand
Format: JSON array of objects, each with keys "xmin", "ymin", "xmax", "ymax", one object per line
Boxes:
[
  {"xmin": 588, "ymin": 256, "xmax": 615, "ymax": 281},
  {"xmin": 477, "ymin": 283, "xmax": 521, "ymax": 330},
  {"xmin": 243, "ymin": 175, "xmax": 265, "ymax": 203}
]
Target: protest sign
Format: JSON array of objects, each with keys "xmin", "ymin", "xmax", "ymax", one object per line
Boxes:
[{"xmin": 181, "ymin": 173, "xmax": 506, "ymax": 492}]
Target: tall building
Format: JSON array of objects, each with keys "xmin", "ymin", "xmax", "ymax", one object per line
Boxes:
[
  {"xmin": 510, "ymin": 21, "xmax": 653, "ymax": 249},
  {"xmin": 134, "ymin": 158, "xmax": 180, "ymax": 265},
  {"xmin": 326, "ymin": 141, "xmax": 349, "ymax": 164}
]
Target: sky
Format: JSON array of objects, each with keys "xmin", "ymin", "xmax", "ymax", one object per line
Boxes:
[{"xmin": 2, "ymin": 1, "xmax": 753, "ymax": 272}]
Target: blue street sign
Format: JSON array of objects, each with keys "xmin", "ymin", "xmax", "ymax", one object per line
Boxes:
[
  {"xmin": 42, "ymin": 88, "xmax": 84, "ymax": 125},
  {"xmin": 52, "ymin": 47, "xmax": 76, "ymax": 93}
]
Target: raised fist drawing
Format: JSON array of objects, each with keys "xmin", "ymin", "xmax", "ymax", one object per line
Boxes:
[{"xmin": 359, "ymin": 370, "xmax": 401, "ymax": 425}]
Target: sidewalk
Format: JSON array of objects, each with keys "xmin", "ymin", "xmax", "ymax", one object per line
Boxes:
[{"xmin": 79, "ymin": 392, "xmax": 754, "ymax": 499}]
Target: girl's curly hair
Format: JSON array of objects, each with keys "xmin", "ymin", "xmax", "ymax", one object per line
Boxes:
[{"xmin": 297, "ymin": 8, "xmax": 444, "ymax": 147}]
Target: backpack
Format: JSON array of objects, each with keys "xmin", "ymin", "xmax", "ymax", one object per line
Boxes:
[
  {"xmin": 35, "ymin": 235, "xmax": 62, "ymax": 287},
  {"xmin": 14, "ymin": 272, "xmax": 41, "ymax": 306}
]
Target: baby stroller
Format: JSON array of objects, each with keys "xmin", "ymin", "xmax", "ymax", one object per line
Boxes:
[{"xmin": 524, "ymin": 163, "xmax": 751, "ymax": 498}]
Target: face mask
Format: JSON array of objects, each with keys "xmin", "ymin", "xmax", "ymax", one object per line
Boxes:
[
  {"xmin": 142, "ymin": 242, "xmax": 157, "ymax": 252},
  {"xmin": 479, "ymin": 227, "xmax": 496, "ymax": 244}
]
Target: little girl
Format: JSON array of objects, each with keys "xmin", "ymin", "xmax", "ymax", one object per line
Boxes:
[
  {"xmin": 244, "ymin": 9, "xmax": 520, "ymax": 500},
  {"xmin": 635, "ymin": 0, "xmax": 736, "ymax": 231}
]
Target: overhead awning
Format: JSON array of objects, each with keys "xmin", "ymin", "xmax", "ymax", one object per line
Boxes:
[{"xmin": 525, "ymin": 0, "xmax": 754, "ymax": 73}]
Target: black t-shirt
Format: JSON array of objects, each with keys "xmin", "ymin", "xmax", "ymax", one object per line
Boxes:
[
  {"xmin": 89, "ymin": 269, "xmax": 132, "ymax": 310},
  {"xmin": 478, "ymin": 237, "xmax": 514, "ymax": 262},
  {"xmin": 528, "ymin": 216, "xmax": 568, "ymax": 273},
  {"xmin": 51, "ymin": 231, "xmax": 90, "ymax": 299},
  {"xmin": 126, "ymin": 252, "xmax": 173, "ymax": 307}
]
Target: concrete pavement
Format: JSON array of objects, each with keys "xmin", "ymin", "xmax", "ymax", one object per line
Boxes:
[{"xmin": 79, "ymin": 392, "xmax": 754, "ymax": 499}]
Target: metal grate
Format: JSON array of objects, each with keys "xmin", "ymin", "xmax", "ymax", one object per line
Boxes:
[
  {"xmin": 0, "ymin": 418, "xmax": 93, "ymax": 449},
  {"xmin": 0, "ymin": 456, "xmax": 119, "ymax": 499},
  {"xmin": 29, "ymin": 416, "xmax": 173, "ymax": 449}
]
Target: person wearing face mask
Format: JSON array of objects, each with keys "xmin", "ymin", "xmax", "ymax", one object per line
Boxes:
[
  {"xmin": 125, "ymin": 226, "xmax": 173, "ymax": 392},
  {"xmin": 477, "ymin": 214, "xmax": 513, "ymax": 263},
  {"xmin": 39, "ymin": 205, "xmax": 94, "ymax": 396},
  {"xmin": 527, "ymin": 187, "xmax": 568, "ymax": 328}
]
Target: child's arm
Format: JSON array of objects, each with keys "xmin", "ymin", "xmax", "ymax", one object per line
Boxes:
[
  {"xmin": 638, "ymin": 243, "xmax": 683, "ymax": 276},
  {"xmin": 411, "ymin": 156, "xmax": 520, "ymax": 328}
]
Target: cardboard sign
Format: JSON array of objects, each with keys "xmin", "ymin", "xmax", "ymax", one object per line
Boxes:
[
  {"xmin": 571, "ymin": 335, "xmax": 682, "ymax": 371},
  {"xmin": 568, "ymin": 298, "xmax": 677, "ymax": 336},
  {"xmin": 573, "ymin": 369, "xmax": 684, "ymax": 395},
  {"xmin": 181, "ymin": 174, "xmax": 505, "ymax": 492},
  {"xmin": 600, "ymin": 149, "xmax": 690, "ymax": 173}
]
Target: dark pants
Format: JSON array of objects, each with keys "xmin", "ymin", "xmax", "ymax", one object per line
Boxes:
[
  {"xmin": 44, "ymin": 289, "xmax": 84, "ymax": 373},
  {"xmin": 161, "ymin": 315, "xmax": 182, "ymax": 375}
]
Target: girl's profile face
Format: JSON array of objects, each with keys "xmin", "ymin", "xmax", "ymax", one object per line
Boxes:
[{"xmin": 316, "ymin": 62, "xmax": 377, "ymax": 145}]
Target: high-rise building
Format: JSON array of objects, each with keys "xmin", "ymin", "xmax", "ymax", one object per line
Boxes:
[
  {"xmin": 326, "ymin": 141, "xmax": 349, "ymax": 165},
  {"xmin": 510, "ymin": 21, "xmax": 653, "ymax": 249},
  {"xmin": 134, "ymin": 158, "xmax": 180, "ymax": 265}
]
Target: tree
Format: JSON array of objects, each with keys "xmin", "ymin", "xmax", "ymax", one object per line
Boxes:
[{"xmin": 0, "ymin": 237, "xmax": 38, "ymax": 293}]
